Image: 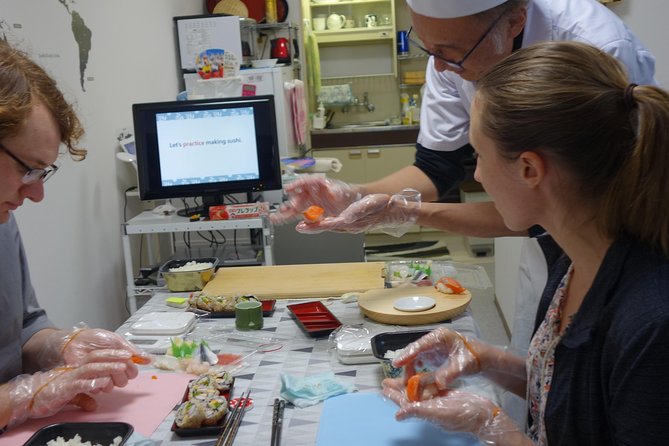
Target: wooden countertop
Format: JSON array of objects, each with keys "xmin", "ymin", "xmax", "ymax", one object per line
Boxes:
[{"xmin": 311, "ymin": 125, "xmax": 419, "ymax": 148}]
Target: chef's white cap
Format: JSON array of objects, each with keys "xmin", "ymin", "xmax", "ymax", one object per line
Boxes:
[{"xmin": 406, "ymin": 0, "xmax": 508, "ymax": 18}]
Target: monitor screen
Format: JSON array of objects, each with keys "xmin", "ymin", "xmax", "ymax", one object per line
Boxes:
[{"xmin": 132, "ymin": 95, "xmax": 282, "ymax": 214}]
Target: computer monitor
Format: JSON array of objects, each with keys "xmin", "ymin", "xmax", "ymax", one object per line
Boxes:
[{"xmin": 132, "ymin": 95, "xmax": 282, "ymax": 216}]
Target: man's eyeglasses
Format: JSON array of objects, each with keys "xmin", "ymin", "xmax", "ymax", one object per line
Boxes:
[
  {"xmin": 407, "ymin": 11, "xmax": 507, "ymax": 71},
  {"xmin": 0, "ymin": 142, "xmax": 59, "ymax": 184}
]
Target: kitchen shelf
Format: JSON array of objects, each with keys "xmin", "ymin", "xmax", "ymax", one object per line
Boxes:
[
  {"xmin": 302, "ymin": 0, "xmax": 396, "ymax": 79},
  {"xmin": 397, "ymin": 53, "xmax": 427, "ymax": 61},
  {"xmin": 314, "ymin": 26, "xmax": 393, "ymax": 44},
  {"xmin": 311, "ymin": 0, "xmax": 389, "ymax": 6}
]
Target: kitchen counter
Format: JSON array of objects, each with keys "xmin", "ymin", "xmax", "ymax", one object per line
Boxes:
[{"xmin": 311, "ymin": 124, "xmax": 419, "ymax": 149}]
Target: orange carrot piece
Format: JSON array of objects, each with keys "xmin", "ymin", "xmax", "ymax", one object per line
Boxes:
[
  {"xmin": 406, "ymin": 373, "xmax": 423, "ymax": 402},
  {"xmin": 131, "ymin": 355, "xmax": 152, "ymax": 365},
  {"xmin": 303, "ymin": 205, "xmax": 325, "ymax": 222}
]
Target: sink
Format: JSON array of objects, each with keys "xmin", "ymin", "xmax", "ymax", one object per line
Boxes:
[{"xmin": 328, "ymin": 120, "xmax": 391, "ymax": 129}]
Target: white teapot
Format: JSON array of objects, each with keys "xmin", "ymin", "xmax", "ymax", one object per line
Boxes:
[{"xmin": 326, "ymin": 14, "xmax": 346, "ymax": 30}]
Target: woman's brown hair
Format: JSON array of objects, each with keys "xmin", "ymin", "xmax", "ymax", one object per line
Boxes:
[
  {"xmin": 476, "ymin": 40, "xmax": 669, "ymax": 256},
  {"xmin": 0, "ymin": 41, "xmax": 86, "ymax": 159}
]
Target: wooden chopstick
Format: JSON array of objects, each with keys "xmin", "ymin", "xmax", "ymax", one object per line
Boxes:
[{"xmin": 215, "ymin": 390, "xmax": 251, "ymax": 446}]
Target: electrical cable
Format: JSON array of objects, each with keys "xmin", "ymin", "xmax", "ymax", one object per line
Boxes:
[{"xmin": 233, "ymin": 230, "xmax": 240, "ymax": 259}]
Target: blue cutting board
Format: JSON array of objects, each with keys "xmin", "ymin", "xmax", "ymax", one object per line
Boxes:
[{"xmin": 316, "ymin": 393, "xmax": 481, "ymax": 446}]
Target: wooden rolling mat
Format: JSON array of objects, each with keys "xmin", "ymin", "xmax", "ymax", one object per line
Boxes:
[
  {"xmin": 202, "ymin": 262, "xmax": 385, "ymax": 299},
  {"xmin": 358, "ymin": 287, "xmax": 471, "ymax": 326}
]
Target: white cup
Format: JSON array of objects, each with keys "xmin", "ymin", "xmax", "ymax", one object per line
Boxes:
[
  {"xmin": 313, "ymin": 16, "xmax": 326, "ymax": 31},
  {"xmin": 327, "ymin": 14, "xmax": 346, "ymax": 30},
  {"xmin": 365, "ymin": 14, "xmax": 378, "ymax": 28},
  {"xmin": 345, "ymin": 19, "xmax": 355, "ymax": 28}
]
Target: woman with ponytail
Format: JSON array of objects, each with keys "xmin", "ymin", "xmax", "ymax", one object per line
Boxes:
[{"xmin": 382, "ymin": 41, "xmax": 669, "ymax": 445}]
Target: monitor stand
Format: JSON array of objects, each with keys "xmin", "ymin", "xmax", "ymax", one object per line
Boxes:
[
  {"xmin": 176, "ymin": 194, "xmax": 227, "ymax": 218},
  {"xmin": 177, "ymin": 206, "xmax": 208, "ymax": 218}
]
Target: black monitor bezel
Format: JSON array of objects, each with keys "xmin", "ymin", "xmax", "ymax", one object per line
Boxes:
[{"xmin": 132, "ymin": 95, "xmax": 282, "ymax": 203}]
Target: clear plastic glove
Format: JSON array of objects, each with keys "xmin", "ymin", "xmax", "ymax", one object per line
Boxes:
[
  {"xmin": 381, "ymin": 382, "xmax": 526, "ymax": 444},
  {"xmin": 270, "ymin": 175, "xmax": 363, "ymax": 225},
  {"xmin": 7, "ymin": 362, "xmax": 129, "ymax": 428},
  {"xmin": 295, "ymin": 189, "xmax": 421, "ymax": 237},
  {"xmin": 391, "ymin": 327, "xmax": 487, "ymax": 389},
  {"xmin": 38, "ymin": 327, "xmax": 147, "ymax": 385}
]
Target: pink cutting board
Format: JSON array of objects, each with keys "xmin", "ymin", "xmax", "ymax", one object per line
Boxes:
[{"xmin": 0, "ymin": 371, "xmax": 194, "ymax": 445}]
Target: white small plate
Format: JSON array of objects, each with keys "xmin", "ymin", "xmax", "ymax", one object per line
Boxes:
[{"xmin": 393, "ymin": 296, "xmax": 436, "ymax": 312}]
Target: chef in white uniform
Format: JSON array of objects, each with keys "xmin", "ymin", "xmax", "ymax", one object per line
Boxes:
[{"xmin": 273, "ymin": 0, "xmax": 655, "ymax": 420}]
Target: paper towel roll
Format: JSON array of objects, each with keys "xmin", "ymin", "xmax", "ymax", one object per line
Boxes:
[{"xmin": 299, "ymin": 157, "xmax": 343, "ymax": 173}]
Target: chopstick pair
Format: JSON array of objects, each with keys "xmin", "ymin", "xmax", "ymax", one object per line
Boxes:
[
  {"xmin": 215, "ymin": 390, "xmax": 251, "ymax": 446},
  {"xmin": 271, "ymin": 398, "xmax": 285, "ymax": 446}
]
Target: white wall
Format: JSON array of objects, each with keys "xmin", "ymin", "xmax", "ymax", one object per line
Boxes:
[
  {"xmin": 2, "ymin": 0, "xmax": 203, "ymax": 330},
  {"xmin": 610, "ymin": 0, "xmax": 669, "ymax": 86}
]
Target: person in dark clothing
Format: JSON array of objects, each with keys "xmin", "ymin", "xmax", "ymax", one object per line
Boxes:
[{"xmin": 381, "ymin": 41, "xmax": 669, "ymax": 445}]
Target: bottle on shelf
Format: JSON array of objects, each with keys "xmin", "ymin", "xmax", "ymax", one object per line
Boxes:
[
  {"xmin": 400, "ymin": 93, "xmax": 411, "ymax": 125},
  {"xmin": 265, "ymin": 0, "xmax": 277, "ymax": 24},
  {"xmin": 410, "ymin": 94, "xmax": 420, "ymax": 124}
]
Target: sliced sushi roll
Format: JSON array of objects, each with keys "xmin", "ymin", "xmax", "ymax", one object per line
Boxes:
[
  {"xmin": 175, "ymin": 400, "xmax": 205, "ymax": 428},
  {"xmin": 202, "ymin": 395, "xmax": 229, "ymax": 426},
  {"xmin": 189, "ymin": 385, "xmax": 220, "ymax": 403},
  {"xmin": 189, "ymin": 374, "xmax": 214, "ymax": 390},
  {"xmin": 208, "ymin": 369, "xmax": 234, "ymax": 391}
]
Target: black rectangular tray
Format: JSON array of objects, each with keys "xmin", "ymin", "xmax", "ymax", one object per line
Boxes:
[
  {"xmin": 171, "ymin": 378, "xmax": 235, "ymax": 437},
  {"xmin": 24, "ymin": 422, "xmax": 133, "ymax": 446},
  {"xmin": 371, "ymin": 330, "xmax": 431, "ymax": 359},
  {"xmin": 193, "ymin": 299, "xmax": 276, "ymax": 318}
]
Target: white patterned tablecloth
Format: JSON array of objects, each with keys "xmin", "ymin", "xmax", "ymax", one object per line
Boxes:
[{"xmin": 117, "ymin": 292, "xmax": 485, "ymax": 446}]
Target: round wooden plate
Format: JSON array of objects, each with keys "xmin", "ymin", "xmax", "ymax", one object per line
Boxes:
[{"xmin": 358, "ymin": 287, "xmax": 471, "ymax": 326}]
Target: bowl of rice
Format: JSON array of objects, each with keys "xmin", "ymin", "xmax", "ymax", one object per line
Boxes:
[
  {"xmin": 371, "ymin": 330, "xmax": 431, "ymax": 379},
  {"xmin": 23, "ymin": 422, "xmax": 133, "ymax": 446},
  {"xmin": 159, "ymin": 257, "xmax": 219, "ymax": 292}
]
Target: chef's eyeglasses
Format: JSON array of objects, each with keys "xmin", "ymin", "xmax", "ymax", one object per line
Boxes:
[
  {"xmin": 0, "ymin": 142, "xmax": 59, "ymax": 184},
  {"xmin": 406, "ymin": 11, "xmax": 506, "ymax": 71}
]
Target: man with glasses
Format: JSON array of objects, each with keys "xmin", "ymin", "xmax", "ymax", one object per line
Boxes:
[
  {"xmin": 272, "ymin": 0, "xmax": 656, "ymax": 422},
  {"xmin": 0, "ymin": 42, "xmax": 148, "ymax": 432}
]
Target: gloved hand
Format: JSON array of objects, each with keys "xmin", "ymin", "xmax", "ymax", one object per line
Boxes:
[
  {"xmin": 7, "ymin": 362, "xmax": 129, "ymax": 428},
  {"xmin": 391, "ymin": 327, "xmax": 489, "ymax": 389},
  {"xmin": 381, "ymin": 383, "xmax": 525, "ymax": 443},
  {"xmin": 295, "ymin": 189, "xmax": 421, "ymax": 237},
  {"xmin": 270, "ymin": 175, "xmax": 363, "ymax": 225},
  {"xmin": 38, "ymin": 327, "xmax": 147, "ymax": 385}
]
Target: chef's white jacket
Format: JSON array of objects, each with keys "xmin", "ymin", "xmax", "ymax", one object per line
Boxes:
[{"xmin": 418, "ymin": 0, "xmax": 657, "ymax": 151}]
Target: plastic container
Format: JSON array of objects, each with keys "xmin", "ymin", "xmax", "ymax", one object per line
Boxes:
[
  {"xmin": 371, "ymin": 330, "xmax": 431, "ymax": 378},
  {"xmin": 24, "ymin": 422, "xmax": 133, "ymax": 446},
  {"xmin": 159, "ymin": 257, "xmax": 219, "ymax": 292},
  {"xmin": 384, "ymin": 259, "xmax": 492, "ymax": 290}
]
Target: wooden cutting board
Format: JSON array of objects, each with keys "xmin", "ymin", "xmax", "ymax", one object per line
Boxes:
[
  {"xmin": 358, "ymin": 287, "xmax": 471, "ymax": 326},
  {"xmin": 202, "ymin": 262, "xmax": 385, "ymax": 299}
]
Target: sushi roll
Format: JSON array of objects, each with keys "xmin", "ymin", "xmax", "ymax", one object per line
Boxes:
[
  {"xmin": 189, "ymin": 385, "xmax": 219, "ymax": 403},
  {"xmin": 189, "ymin": 374, "xmax": 214, "ymax": 390},
  {"xmin": 175, "ymin": 400, "xmax": 205, "ymax": 428},
  {"xmin": 202, "ymin": 396, "xmax": 229, "ymax": 426},
  {"xmin": 208, "ymin": 369, "xmax": 234, "ymax": 391}
]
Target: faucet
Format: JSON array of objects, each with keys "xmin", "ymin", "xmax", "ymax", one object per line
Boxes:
[{"xmin": 362, "ymin": 92, "xmax": 375, "ymax": 112}]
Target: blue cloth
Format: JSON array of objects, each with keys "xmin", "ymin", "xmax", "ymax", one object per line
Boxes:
[
  {"xmin": 280, "ymin": 372, "xmax": 356, "ymax": 408},
  {"xmin": 533, "ymin": 237, "xmax": 669, "ymax": 445}
]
